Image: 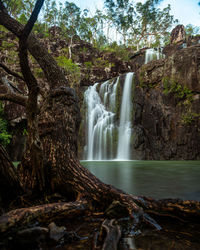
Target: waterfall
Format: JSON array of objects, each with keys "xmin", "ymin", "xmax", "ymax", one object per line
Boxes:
[
  {"xmin": 116, "ymin": 72, "xmax": 133, "ymax": 160},
  {"xmin": 83, "ymin": 73, "xmax": 134, "ymax": 160},
  {"xmin": 145, "ymin": 48, "xmax": 165, "ymax": 64},
  {"xmin": 84, "ymin": 78, "xmax": 119, "ymax": 160}
]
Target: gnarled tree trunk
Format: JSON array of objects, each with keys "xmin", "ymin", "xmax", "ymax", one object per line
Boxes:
[
  {"xmin": 0, "ymin": 1, "xmax": 144, "ymax": 219},
  {"xmin": 0, "ymin": 145, "xmax": 22, "ymax": 211}
]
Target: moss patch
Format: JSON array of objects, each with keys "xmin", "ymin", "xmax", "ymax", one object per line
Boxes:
[{"xmin": 162, "ymin": 77, "xmax": 193, "ymax": 102}]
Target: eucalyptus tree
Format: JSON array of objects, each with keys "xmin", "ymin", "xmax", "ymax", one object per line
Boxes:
[
  {"xmin": 43, "ymin": 0, "xmax": 58, "ymax": 28},
  {"xmin": 185, "ymin": 24, "xmax": 200, "ymax": 37},
  {"xmin": 103, "ymin": 0, "xmax": 176, "ymax": 48},
  {"xmin": 56, "ymin": 1, "xmax": 81, "ymax": 57},
  {"xmin": 129, "ymin": 0, "xmax": 177, "ymax": 49},
  {"xmin": 2, "ymin": 0, "xmax": 24, "ymax": 18},
  {"xmin": 104, "ymin": 0, "xmax": 135, "ymax": 44}
]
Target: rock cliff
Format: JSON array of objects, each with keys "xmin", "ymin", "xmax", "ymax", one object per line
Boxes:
[{"xmin": 131, "ymin": 26, "xmax": 200, "ymax": 159}]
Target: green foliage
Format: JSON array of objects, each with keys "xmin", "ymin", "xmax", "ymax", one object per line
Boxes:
[
  {"xmin": 104, "ymin": 0, "xmax": 135, "ymax": 42},
  {"xmin": 22, "ymin": 128, "xmax": 28, "ymax": 136},
  {"xmin": 129, "ymin": 1, "xmax": 177, "ymax": 49},
  {"xmin": 1, "ymin": 41, "xmax": 15, "ymax": 49},
  {"xmin": 139, "ymin": 70, "xmax": 157, "ymax": 88},
  {"xmin": 84, "ymin": 61, "xmax": 93, "ymax": 69},
  {"xmin": 182, "ymin": 112, "xmax": 200, "ymax": 125},
  {"xmin": 100, "ymin": 42, "xmax": 129, "ymax": 60},
  {"xmin": 163, "ymin": 77, "xmax": 193, "ymax": 101},
  {"xmin": 0, "ymin": 102, "xmax": 12, "ymax": 147},
  {"xmin": 94, "ymin": 57, "xmax": 113, "ymax": 68},
  {"xmin": 2, "ymin": 0, "xmax": 177, "ymax": 49},
  {"xmin": 185, "ymin": 24, "xmax": 200, "ymax": 37},
  {"xmin": 34, "ymin": 67, "xmax": 43, "ymax": 77},
  {"xmin": 56, "ymin": 56, "xmax": 81, "ymax": 88}
]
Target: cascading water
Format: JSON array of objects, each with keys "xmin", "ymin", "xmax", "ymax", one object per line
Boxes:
[
  {"xmin": 83, "ymin": 73, "xmax": 134, "ymax": 160},
  {"xmin": 84, "ymin": 78, "xmax": 119, "ymax": 160},
  {"xmin": 145, "ymin": 48, "xmax": 165, "ymax": 64},
  {"xmin": 116, "ymin": 72, "xmax": 133, "ymax": 160}
]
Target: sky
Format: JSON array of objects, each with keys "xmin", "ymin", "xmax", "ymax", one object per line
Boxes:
[{"xmin": 62, "ymin": 0, "xmax": 200, "ymax": 27}]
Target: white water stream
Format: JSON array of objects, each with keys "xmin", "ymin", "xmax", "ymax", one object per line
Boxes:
[
  {"xmin": 84, "ymin": 73, "xmax": 134, "ymax": 160},
  {"xmin": 145, "ymin": 48, "xmax": 165, "ymax": 64},
  {"xmin": 116, "ymin": 72, "xmax": 133, "ymax": 160}
]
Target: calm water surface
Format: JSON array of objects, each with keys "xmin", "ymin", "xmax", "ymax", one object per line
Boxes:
[{"xmin": 81, "ymin": 160, "xmax": 200, "ymax": 201}]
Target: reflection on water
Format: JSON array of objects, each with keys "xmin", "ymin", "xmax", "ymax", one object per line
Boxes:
[{"xmin": 81, "ymin": 160, "xmax": 200, "ymax": 201}]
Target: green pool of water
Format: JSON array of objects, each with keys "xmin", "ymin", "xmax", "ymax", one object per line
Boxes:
[{"xmin": 81, "ymin": 160, "xmax": 200, "ymax": 201}]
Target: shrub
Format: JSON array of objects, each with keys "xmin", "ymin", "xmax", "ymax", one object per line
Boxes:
[{"xmin": 0, "ymin": 102, "xmax": 12, "ymax": 147}]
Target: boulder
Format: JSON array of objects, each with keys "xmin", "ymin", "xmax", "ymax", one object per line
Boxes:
[{"xmin": 170, "ymin": 25, "xmax": 186, "ymax": 44}]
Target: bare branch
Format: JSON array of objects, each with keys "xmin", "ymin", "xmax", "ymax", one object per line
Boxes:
[
  {"xmin": 0, "ymin": 77, "xmax": 27, "ymax": 106},
  {"xmin": 0, "ymin": 62, "xmax": 25, "ymax": 82},
  {"xmin": 0, "ymin": 77, "xmax": 24, "ymax": 94},
  {"xmin": 22, "ymin": 0, "xmax": 45, "ymax": 40},
  {"xmin": 0, "ymin": 93, "xmax": 27, "ymax": 106},
  {"xmin": 17, "ymin": 0, "xmax": 45, "ymax": 115}
]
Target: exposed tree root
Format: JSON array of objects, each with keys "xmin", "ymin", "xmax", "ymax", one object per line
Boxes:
[
  {"xmin": 133, "ymin": 196, "xmax": 200, "ymax": 220},
  {"xmin": 93, "ymin": 219, "xmax": 121, "ymax": 250},
  {"xmin": 0, "ymin": 196, "xmax": 199, "ymax": 249},
  {"xmin": 0, "ymin": 200, "xmax": 88, "ymax": 233}
]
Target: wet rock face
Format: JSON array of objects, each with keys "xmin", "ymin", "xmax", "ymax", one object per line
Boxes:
[
  {"xmin": 133, "ymin": 43, "xmax": 200, "ymax": 160},
  {"xmin": 129, "ymin": 48, "xmax": 146, "ymax": 71},
  {"xmin": 132, "ymin": 87, "xmax": 200, "ymax": 160},
  {"xmin": 164, "ymin": 45, "xmax": 200, "ymax": 93}
]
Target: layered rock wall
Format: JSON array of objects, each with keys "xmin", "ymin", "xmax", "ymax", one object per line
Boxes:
[{"xmin": 132, "ymin": 44, "xmax": 200, "ymax": 159}]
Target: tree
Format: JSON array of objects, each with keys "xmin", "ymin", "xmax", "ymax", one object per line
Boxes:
[
  {"xmin": 128, "ymin": 0, "xmax": 177, "ymax": 49},
  {"xmin": 0, "ymin": 0, "xmax": 142, "ymax": 217},
  {"xmin": 104, "ymin": 0, "xmax": 135, "ymax": 44},
  {"xmin": 185, "ymin": 24, "xmax": 200, "ymax": 37}
]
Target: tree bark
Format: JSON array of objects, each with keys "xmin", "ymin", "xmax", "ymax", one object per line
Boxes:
[
  {"xmin": 0, "ymin": 145, "xmax": 22, "ymax": 211},
  {"xmin": 0, "ymin": 200, "xmax": 88, "ymax": 233}
]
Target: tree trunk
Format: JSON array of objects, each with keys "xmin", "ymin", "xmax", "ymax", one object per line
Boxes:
[
  {"xmin": 0, "ymin": 3, "xmax": 142, "ymax": 218},
  {"xmin": 0, "ymin": 145, "xmax": 22, "ymax": 211}
]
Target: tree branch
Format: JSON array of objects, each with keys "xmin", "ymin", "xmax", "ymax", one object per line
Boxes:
[
  {"xmin": 0, "ymin": 77, "xmax": 27, "ymax": 106},
  {"xmin": 0, "ymin": 62, "xmax": 25, "ymax": 82},
  {"xmin": 0, "ymin": 1, "xmax": 68, "ymax": 89},
  {"xmin": 0, "ymin": 93, "xmax": 27, "ymax": 106},
  {"xmin": 16, "ymin": 0, "xmax": 45, "ymax": 120},
  {"xmin": 0, "ymin": 76, "xmax": 24, "ymax": 94},
  {"xmin": 21, "ymin": 0, "xmax": 45, "ymax": 40},
  {"xmin": 0, "ymin": 200, "xmax": 89, "ymax": 233}
]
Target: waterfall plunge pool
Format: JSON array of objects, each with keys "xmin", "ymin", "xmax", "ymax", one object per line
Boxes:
[{"xmin": 81, "ymin": 160, "xmax": 200, "ymax": 201}]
